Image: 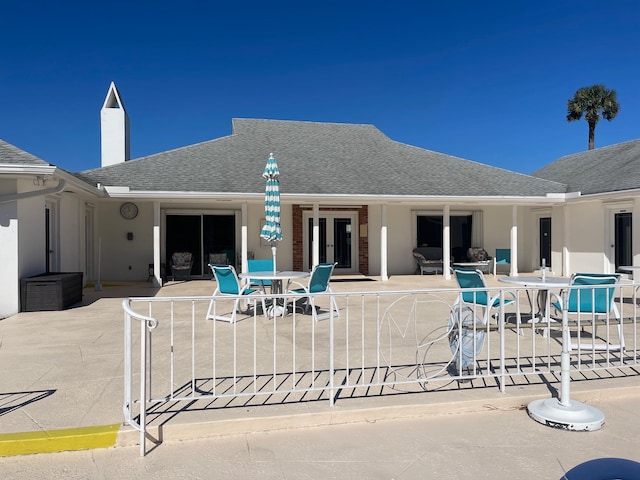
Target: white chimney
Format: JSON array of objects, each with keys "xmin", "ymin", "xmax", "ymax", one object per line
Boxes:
[{"xmin": 100, "ymin": 82, "xmax": 130, "ymax": 167}]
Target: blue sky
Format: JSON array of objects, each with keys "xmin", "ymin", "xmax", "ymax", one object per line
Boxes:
[{"xmin": 1, "ymin": 0, "xmax": 638, "ymax": 174}]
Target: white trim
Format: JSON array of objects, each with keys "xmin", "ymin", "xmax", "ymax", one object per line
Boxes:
[
  {"xmin": 164, "ymin": 208, "xmax": 238, "ymax": 215},
  {"xmin": 0, "ymin": 179, "xmax": 66, "ymax": 204},
  {"xmin": 103, "ymin": 189, "xmax": 568, "ymax": 205}
]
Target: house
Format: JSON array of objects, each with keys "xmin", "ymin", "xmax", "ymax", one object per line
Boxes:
[
  {"xmin": 1, "ymin": 83, "xmax": 638, "ymax": 317},
  {"xmin": 532, "ymin": 139, "xmax": 640, "ymax": 275}
]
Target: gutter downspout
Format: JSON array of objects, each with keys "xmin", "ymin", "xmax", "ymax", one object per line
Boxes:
[{"xmin": 0, "ymin": 179, "xmax": 66, "ymax": 203}]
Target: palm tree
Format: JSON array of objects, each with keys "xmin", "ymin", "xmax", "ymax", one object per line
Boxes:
[{"xmin": 567, "ymin": 84, "xmax": 620, "ymax": 150}]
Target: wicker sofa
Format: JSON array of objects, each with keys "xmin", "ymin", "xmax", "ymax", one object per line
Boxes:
[{"xmin": 412, "ymin": 247, "xmax": 444, "ymax": 275}]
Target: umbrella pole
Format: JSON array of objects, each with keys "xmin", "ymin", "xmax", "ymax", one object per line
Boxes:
[{"xmin": 271, "ymin": 242, "xmax": 277, "ymax": 274}]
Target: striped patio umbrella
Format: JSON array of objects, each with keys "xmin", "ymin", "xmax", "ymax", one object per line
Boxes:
[{"xmin": 259, "ymin": 153, "xmax": 282, "ymax": 273}]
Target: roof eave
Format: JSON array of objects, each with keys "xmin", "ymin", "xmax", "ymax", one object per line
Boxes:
[
  {"xmin": 101, "ymin": 188, "xmax": 572, "ymax": 205},
  {"xmin": 0, "ymin": 164, "xmax": 57, "ymax": 175}
]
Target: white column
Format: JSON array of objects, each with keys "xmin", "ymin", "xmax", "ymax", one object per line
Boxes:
[
  {"xmin": 153, "ymin": 201, "xmax": 161, "ymax": 287},
  {"xmin": 241, "ymin": 202, "xmax": 248, "ymax": 274},
  {"xmin": 381, "ymin": 204, "xmax": 388, "ymax": 281},
  {"xmin": 443, "ymin": 205, "xmax": 451, "ymax": 280},
  {"xmin": 511, "ymin": 205, "xmax": 518, "ymax": 276},
  {"xmin": 313, "ymin": 204, "xmax": 320, "ymax": 268},
  {"xmin": 563, "ymin": 205, "xmax": 570, "ymax": 276}
]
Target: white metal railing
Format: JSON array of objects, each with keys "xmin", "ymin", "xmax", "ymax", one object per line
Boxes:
[{"xmin": 123, "ymin": 282, "xmax": 640, "ymax": 455}]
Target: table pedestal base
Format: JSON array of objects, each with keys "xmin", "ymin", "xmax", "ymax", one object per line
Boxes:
[
  {"xmin": 527, "ymin": 398, "xmax": 604, "ymax": 431},
  {"xmin": 267, "ymin": 304, "xmax": 286, "ymax": 317}
]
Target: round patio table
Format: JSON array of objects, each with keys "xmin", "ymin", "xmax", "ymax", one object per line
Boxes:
[
  {"xmin": 619, "ymin": 265, "xmax": 640, "ymax": 272},
  {"xmin": 500, "ymin": 275, "xmax": 605, "ymax": 431},
  {"xmin": 499, "ymin": 275, "xmax": 569, "ymax": 320},
  {"xmin": 239, "ymin": 270, "xmax": 309, "ymax": 316}
]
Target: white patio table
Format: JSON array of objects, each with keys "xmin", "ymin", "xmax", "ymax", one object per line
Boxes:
[
  {"xmin": 239, "ymin": 270, "xmax": 309, "ymax": 316},
  {"xmin": 502, "ymin": 274, "xmax": 607, "ymax": 431},
  {"xmin": 620, "ymin": 265, "xmax": 640, "ymax": 272},
  {"xmin": 498, "ymin": 275, "xmax": 570, "ymax": 321}
]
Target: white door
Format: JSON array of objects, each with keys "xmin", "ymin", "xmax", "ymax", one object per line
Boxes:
[{"xmin": 303, "ymin": 212, "xmax": 358, "ymax": 273}]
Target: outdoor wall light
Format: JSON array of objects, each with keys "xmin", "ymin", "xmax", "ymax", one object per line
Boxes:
[{"xmin": 127, "ymin": 232, "xmax": 134, "ymax": 241}]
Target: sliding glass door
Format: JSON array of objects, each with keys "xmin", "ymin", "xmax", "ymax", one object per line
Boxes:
[
  {"xmin": 416, "ymin": 214, "xmax": 472, "ymax": 263},
  {"xmin": 165, "ymin": 213, "xmax": 236, "ymax": 278}
]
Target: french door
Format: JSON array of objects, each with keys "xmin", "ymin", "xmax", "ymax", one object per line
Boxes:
[{"xmin": 304, "ymin": 212, "xmax": 357, "ymax": 273}]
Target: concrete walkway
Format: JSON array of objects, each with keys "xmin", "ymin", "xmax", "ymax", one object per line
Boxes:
[
  {"xmin": 1, "ymin": 395, "xmax": 640, "ymax": 478},
  {"xmin": 1, "ymin": 274, "xmax": 640, "ymax": 476}
]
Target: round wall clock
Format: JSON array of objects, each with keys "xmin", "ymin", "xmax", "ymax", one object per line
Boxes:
[{"xmin": 120, "ymin": 202, "xmax": 139, "ymax": 220}]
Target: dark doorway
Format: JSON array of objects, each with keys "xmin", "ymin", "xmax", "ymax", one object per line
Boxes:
[
  {"xmin": 166, "ymin": 215, "xmax": 202, "ymax": 276},
  {"xmin": 539, "ymin": 217, "xmax": 551, "ymax": 268},
  {"xmin": 614, "ymin": 212, "xmax": 632, "ymax": 272},
  {"xmin": 416, "ymin": 215, "xmax": 472, "ymax": 263},
  {"xmin": 45, "ymin": 206, "xmax": 51, "ymax": 273},
  {"xmin": 166, "ymin": 214, "xmax": 236, "ymax": 278}
]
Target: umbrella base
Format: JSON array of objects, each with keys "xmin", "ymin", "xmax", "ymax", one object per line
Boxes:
[{"xmin": 527, "ymin": 398, "xmax": 604, "ymax": 431}]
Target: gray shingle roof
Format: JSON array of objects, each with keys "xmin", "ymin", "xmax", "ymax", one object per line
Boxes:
[
  {"xmin": 532, "ymin": 139, "xmax": 640, "ymax": 195},
  {"xmin": 78, "ymin": 119, "xmax": 567, "ymax": 197},
  {"xmin": 0, "ymin": 139, "xmax": 52, "ymax": 166}
]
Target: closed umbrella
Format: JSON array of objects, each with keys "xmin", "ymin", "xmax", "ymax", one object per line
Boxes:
[{"xmin": 260, "ymin": 153, "xmax": 282, "ymax": 274}]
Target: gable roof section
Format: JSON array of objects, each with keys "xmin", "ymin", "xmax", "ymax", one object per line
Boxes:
[
  {"xmin": 78, "ymin": 119, "xmax": 567, "ymax": 197},
  {"xmin": 0, "ymin": 139, "xmax": 52, "ymax": 166},
  {"xmin": 532, "ymin": 139, "xmax": 640, "ymax": 195}
]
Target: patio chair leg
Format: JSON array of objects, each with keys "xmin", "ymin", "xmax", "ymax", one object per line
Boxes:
[{"xmin": 205, "ymin": 299, "xmax": 236, "ymax": 323}]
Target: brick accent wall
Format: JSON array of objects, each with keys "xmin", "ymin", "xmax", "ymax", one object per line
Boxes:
[{"xmin": 292, "ymin": 205, "xmax": 369, "ymax": 275}]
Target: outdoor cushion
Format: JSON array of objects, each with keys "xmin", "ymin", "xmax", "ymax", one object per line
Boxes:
[{"xmin": 467, "ymin": 247, "xmax": 491, "ymax": 263}]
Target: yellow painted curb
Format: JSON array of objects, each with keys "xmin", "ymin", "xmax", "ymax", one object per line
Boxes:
[{"xmin": 0, "ymin": 424, "xmax": 120, "ymax": 456}]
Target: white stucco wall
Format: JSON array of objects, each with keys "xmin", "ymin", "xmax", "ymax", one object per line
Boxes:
[
  {"xmin": 368, "ymin": 204, "xmax": 415, "ymax": 276},
  {"xmin": 566, "ymin": 202, "xmax": 606, "ymax": 273},
  {"xmin": 96, "ymin": 202, "xmax": 155, "ymax": 281},
  {"xmin": 57, "ymin": 194, "xmax": 84, "ymax": 272},
  {"xmin": 0, "ymin": 179, "xmax": 19, "ymax": 317},
  {"xmin": 0, "ymin": 179, "xmax": 52, "ymax": 317},
  {"xmin": 483, "ymin": 205, "xmax": 517, "ymax": 267},
  {"xmin": 18, "ymin": 193, "xmax": 46, "ymax": 278}
]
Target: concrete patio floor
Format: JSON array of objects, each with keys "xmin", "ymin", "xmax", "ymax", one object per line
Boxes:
[{"xmin": 1, "ymin": 273, "xmax": 639, "ymax": 466}]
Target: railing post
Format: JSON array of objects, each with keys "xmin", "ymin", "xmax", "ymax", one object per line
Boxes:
[
  {"xmin": 499, "ymin": 289, "xmax": 506, "ymax": 393},
  {"xmin": 329, "ymin": 298, "xmax": 335, "ymax": 406},
  {"xmin": 139, "ymin": 315, "xmax": 147, "ymax": 456},
  {"xmin": 121, "ymin": 299, "xmax": 158, "ymax": 457}
]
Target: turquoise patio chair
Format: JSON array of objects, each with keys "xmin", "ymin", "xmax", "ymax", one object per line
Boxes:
[
  {"xmin": 285, "ymin": 262, "xmax": 340, "ymax": 321},
  {"xmin": 493, "ymin": 248, "xmax": 511, "ymax": 276},
  {"xmin": 551, "ymin": 273, "xmax": 624, "ymax": 352},
  {"xmin": 451, "ymin": 266, "xmax": 519, "ymax": 328},
  {"xmin": 206, "ymin": 264, "xmax": 266, "ymax": 322},
  {"xmin": 246, "ymin": 258, "xmax": 274, "ymax": 291}
]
